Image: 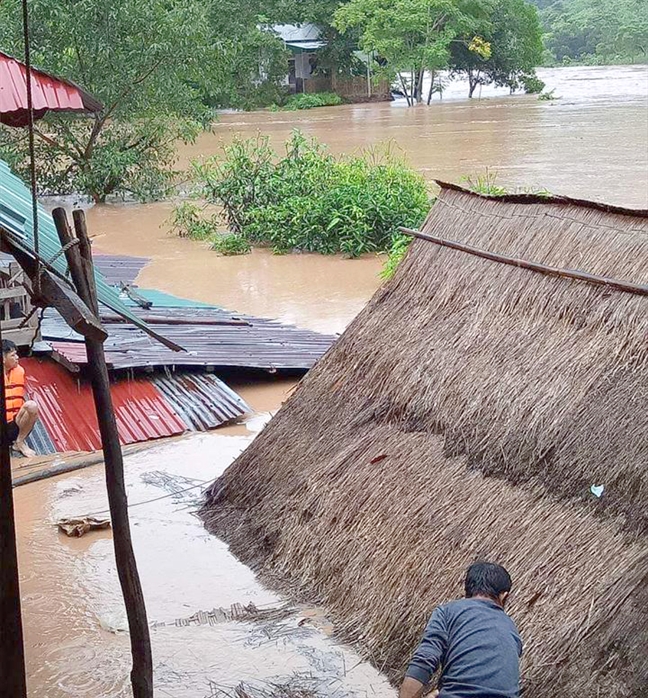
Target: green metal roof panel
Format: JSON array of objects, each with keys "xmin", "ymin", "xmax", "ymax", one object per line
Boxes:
[
  {"xmin": 0, "ymin": 159, "xmax": 164, "ymax": 339},
  {"xmin": 121, "ymin": 288, "xmax": 217, "ymax": 309}
]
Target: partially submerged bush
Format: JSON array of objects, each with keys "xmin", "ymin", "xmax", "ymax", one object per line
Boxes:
[
  {"xmin": 280, "ymin": 93, "xmax": 343, "ymax": 111},
  {"xmin": 211, "ymin": 232, "xmax": 252, "ymax": 256},
  {"xmin": 169, "ymin": 201, "xmax": 216, "ymax": 241},
  {"xmin": 538, "ymin": 89, "xmax": 559, "ymax": 101},
  {"xmin": 521, "ymin": 73, "xmax": 545, "ymax": 94},
  {"xmin": 193, "ymin": 130, "xmax": 431, "ymax": 257}
]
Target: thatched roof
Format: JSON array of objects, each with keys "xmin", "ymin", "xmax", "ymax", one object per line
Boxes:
[{"xmin": 201, "ymin": 184, "xmax": 648, "ymax": 696}]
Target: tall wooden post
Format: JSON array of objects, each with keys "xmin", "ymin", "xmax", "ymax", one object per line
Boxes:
[
  {"xmin": 53, "ymin": 208, "xmax": 153, "ymax": 698},
  {"xmin": 0, "ymin": 320, "xmax": 28, "ymax": 697}
]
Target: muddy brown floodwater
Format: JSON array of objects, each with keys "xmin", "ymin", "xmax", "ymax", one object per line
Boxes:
[{"xmin": 16, "ymin": 64, "xmax": 648, "ymax": 697}]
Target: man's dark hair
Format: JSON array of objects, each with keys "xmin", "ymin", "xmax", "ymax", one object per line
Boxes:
[
  {"xmin": 2, "ymin": 339, "xmax": 17, "ymax": 355},
  {"xmin": 465, "ymin": 562, "xmax": 512, "ymax": 599}
]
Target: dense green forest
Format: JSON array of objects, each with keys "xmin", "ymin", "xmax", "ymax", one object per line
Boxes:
[{"xmin": 530, "ymin": 0, "xmax": 648, "ymax": 64}]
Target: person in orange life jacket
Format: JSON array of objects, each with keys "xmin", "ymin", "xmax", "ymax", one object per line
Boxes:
[{"xmin": 2, "ymin": 339, "xmax": 38, "ymax": 457}]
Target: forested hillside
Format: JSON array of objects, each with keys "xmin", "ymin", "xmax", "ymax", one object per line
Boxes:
[{"xmin": 530, "ymin": 0, "xmax": 648, "ymax": 63}]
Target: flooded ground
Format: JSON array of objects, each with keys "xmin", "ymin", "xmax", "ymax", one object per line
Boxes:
[
  {"xmin": 87, "ymin": 201, "xmax": 382, "ymax": 336},
  {"xmin": 16, "ymin": 405, "xmax": 393, "ymax": 698},
  {"xmin": 16, "ymin": 64, "xmax": 648, "ymax": 696}
]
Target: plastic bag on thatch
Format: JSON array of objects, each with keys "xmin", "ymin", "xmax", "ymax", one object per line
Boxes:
[{"xmin": 57, "ymin": 517, "xmax": 111, "ymax": 537}]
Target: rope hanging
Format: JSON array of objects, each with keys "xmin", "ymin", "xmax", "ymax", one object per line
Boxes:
[{"xmin": 21, "ymin": 0, "xmax": 42, "ymax": 295}]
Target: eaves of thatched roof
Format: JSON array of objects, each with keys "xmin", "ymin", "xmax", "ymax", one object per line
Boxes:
[{"xmin": 201, "ymin": 183, "xmax": 648, "ymax": 696}]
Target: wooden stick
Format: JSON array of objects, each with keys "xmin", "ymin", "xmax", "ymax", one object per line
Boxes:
[
  {"xmin": 54, "ymin": 209, "xmax": 153, "ymax": 698},
  {"xmin": 399, "ymin": 227, "xmax": 648, "ymax": 297},
  {"xmin": 100, "ymin": 313, "xmax": 251, "ymax": 327},
  {"xmin": 0, "ymin": 319, "xmax": 27, "ymax": 697}
]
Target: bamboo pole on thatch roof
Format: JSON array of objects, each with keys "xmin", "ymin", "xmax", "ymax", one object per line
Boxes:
[{"xmin": 200, "ymin": 185, "xmax": 648, "ymax": 696}]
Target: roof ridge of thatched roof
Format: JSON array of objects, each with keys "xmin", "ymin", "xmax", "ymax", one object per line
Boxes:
[{"xmin": 434, "ymin": 180, "xmax": 648, "ymax": 218}]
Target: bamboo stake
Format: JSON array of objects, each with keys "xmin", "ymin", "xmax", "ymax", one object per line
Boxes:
[
  {"xmin": 53, "ymin": 208, "xmax": 153, "ymax": 698},
  {"xmin": 0, "ymin": 319, "xmax": 27, "ymax": 697},
  {"xmin": 399, "ymin": 226, "xmax": 648, "ymax": 297}
]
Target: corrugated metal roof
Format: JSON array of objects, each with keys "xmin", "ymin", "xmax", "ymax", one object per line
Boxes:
[
  {"xmin": 21, "ymin": 358, "xmax": 249, "ymax": 453},
  {"xmin": 23, "ymin": 357, "xmax": 187, "ymax": 452},
  {"xmin": 25, "ymin": 418, "xmax": 57, "ymax": 456},
  {"xmin": 40, "ymin": 305, "xmax": 335, "ymax": 371},
  {"xmin": 0, "ymin": 51, "xmax": 101, "ymax": 126},
  {"xmin": 121, "ymin": 288, "xmax": 215, "ymax": 309},
  {"xmin": 152, "ymin": 372, "xmax": 249, "ymax": 430},
  {"xmin": 273, "ymin": 23, "xmax": 322, "ymax": 42},
  {"xmin": 0, "ymin": 160, "xmax": 176, "ymax": 346},
  {"xmin": 93, "ymin": 254, "xmax": 149, "ymax": 286}
]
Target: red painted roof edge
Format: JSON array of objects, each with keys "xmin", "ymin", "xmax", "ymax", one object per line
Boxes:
[{"xmin": 0, "ymin": 50, "xmax": 102, "ymax": 115}]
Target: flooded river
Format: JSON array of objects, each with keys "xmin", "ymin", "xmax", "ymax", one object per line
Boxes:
[{"xmin": 15, "ymin": 64, "xmax": 648, "ymax": 696}]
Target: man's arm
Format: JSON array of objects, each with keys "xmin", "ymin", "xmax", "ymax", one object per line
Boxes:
[
  {"xmin": 399, "ymin": 607, "xmax": 448, "ymax": 697},
  {"xmin": 399, "ymin": 676, "xmax": 427, "ymax": 698}
]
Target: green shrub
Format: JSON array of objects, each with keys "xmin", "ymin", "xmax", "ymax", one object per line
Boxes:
[
  {"xmin": 538, "ymin": 89, "xmax": 559, "ymax": 101},
  {"xmin": 381, "ymin": 233, "xmax": 412, "ymax": 280},
  {"xmin": 460, "ymin": 171, "xmax": 508, "ymax": 197},
  {"xmin": 168, "ymin": 201, "xmax": 216, "ymax": 240},
  {"xmin": 521, "ymin": 74, "xmax": 546, "ymax": 94},
  {"xmin": 281, "ymin": 93, "xmax": 344, "ymax": 111},
  {"xmin": 211, "ymin": 232, "xmax": 252, "ymax": 255},
  {"xmin": 193, "ymin": 131, "xmax": 431, "ymax": 258}
]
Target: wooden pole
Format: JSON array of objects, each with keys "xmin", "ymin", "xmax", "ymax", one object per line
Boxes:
[
  {"xmin": 0, "ymin": 318, "xmax": 28, "ymax": 697},
  {"xmin": 399, "ymin": 226, "xmax": 648, "ymax": 298},
  {"xmin": 53, "ymin": 208, "xmax": 154, "ymax": 698}
]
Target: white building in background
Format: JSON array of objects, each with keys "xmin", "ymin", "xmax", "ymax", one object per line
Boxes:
[{"xmin": 271, "ymin": 24, "xmax": 327, "ymax": 93}]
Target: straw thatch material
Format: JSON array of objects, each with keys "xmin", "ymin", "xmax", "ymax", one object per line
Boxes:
[{"xmin": 201, "ymin": 185, "xmax": 648, "ymax": 696}]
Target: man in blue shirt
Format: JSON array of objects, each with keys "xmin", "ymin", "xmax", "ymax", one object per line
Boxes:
[{"xmin": 400, "ymin": 562, "xmax": 522, "ymax": 698}]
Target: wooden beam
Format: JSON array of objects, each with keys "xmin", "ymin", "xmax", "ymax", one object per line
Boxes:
[
  {"xmin": 100, "ymin": 313, "xmax": 251, "ymax": 327},
  {"xmin": 54, "ymin": 208, "xmax": 154, "ymax": 698},
  {"xmin": 6, "ymin": 242, "xmax": 107, "ymax": 341},
  {"xmin": 0, "ymin": 321, "xmax": 27, "ymax": 698},
  {"xmin": 399, "ymin": 227, "xmax": 648, "ymax": 297}
]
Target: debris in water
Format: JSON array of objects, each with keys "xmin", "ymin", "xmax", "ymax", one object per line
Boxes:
[
  {"xmin": 57, "ymin": 516, "xmax": 111, "ymax": 537},
  {"xmin": 208, "ymin": 680, "xmax": 319, "ymax": 698},
  {"xmin": 151, "ymin": 602, "xmax": 294, "ymax": 629},
  {"xmin": 590, "ymin": 484, "xmax": 605, "ymax": 498}
]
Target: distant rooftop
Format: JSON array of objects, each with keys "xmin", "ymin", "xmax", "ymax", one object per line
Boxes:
[{"xmin": 271, "ymin": 23, "xmax": 326, "ymax": 51}]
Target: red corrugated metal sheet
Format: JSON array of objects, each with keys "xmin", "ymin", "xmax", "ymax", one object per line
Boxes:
[
  {"xmin": 22, "ymin": 358, "xmax": 187, "ymax": 452},
  {"xmin": 0, "ymin": 51, "xmax": 102, "ymax": 126}
]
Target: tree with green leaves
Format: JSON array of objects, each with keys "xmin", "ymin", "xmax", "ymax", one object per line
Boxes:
[
  {"xmin": 450, "ymin": 0, "xmax": 544, "ymax": 97},
  {"xmin": 335, "ymin": 0, "xmax": 476, "ymax": 105},
  {"xmin": 206, "ymin": 0, "xmax": 292, "ymax": 111},
  {"xmin": 0, "ymin": 0, "xmax": 222, "ymax": 201},
  {"xmin": 334, "ymin": 0, "xmax": 491, "ymax": 105}
]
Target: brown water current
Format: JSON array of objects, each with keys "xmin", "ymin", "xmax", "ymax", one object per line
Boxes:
[
  {"xmin": 15, "ymin": 64, "xmax": 648, "ymax": 696},
  {"xmin": 17, "ymin": 416, "xmax": 393, "ymax": 697}
]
